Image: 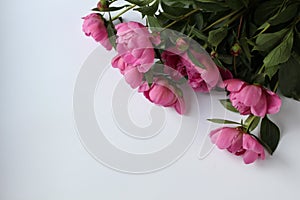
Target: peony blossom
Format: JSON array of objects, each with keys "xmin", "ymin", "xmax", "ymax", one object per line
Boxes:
[
  {"xmin": 224, "ymin": 79, "xmax": 281, "ymax": 117},
  {"xmin": 112, "ymin": 22, "xmax": 155, "ymax": 88},
  {"xmin": 210, "ymin": 127, "xmax": 265, "ymax": 164},
  {"xmin": 138, "ymin": 79, "xmax": 185, "ymax": 114},
  {"xmin": 161, "ymin": 48, "xmax": 220, "ymax": 92},
  {"xmin": 115, "ymin": 22, "xmax": 155, "ymax": 73},
  {"xmin": 82, "ymin": 13, "xmax": 112, "ymax": 50}
]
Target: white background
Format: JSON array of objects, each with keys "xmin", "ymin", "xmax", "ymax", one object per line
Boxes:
[{"xmin": 1, "ymin": 0, "xmax": 300, "ymax": 199}]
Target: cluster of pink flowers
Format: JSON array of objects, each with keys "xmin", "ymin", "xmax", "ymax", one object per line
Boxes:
[
  {"xmin": 82, "ymin": 9, "xmax": 282, "ymax": 164},
  {"xmin": 208, "ymin": 78, "xmax": 282, "ymax": 164},
  {"xmin": 82, "ymin": 13, "xmax": 222, "ymax": 114}
]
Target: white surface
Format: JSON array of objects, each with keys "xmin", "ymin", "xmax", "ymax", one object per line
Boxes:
[{"xmin": 1, "ymin": 0, "xmax": 300, "ymax": 199}]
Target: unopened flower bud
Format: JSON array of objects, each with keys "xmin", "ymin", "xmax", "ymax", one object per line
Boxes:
[
  {"xmin": 210, "ymin": 50, "xmax": 218, "ymax": 58},
  {"xmin": 97, "ymin": 0, "xmax": 108, "ymax": 10},
  {"xmin": 231, "ymin": 43, "xmax": 241, "ymax": 56}
]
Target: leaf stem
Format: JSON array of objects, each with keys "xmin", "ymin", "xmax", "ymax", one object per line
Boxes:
[
  {"xmin": 111, "ymin": 4, "xmax": 136, "ymax": 21},
  {"xmin": 163, "ymin": 9, "xmax": 199, "ymax": 30},
  {"xmin": 233, "ymin": 56, "xmax": 237, "ymax": 76},
  {"xmin": 273, "ymin": 81, "xmax": 279, "ymax": 92},
  {"xmin": 202, "ymin": 9, "xmax": 242, "ymax": 32},
  {"xmin": 245, "ymin": 115, "xmax": 260, "ymax": 132},
  {"xmin": 257, "ymin": 64, "xmax": 265, "ymax": 74}
]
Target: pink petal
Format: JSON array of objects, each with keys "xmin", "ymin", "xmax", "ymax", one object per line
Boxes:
[
  {"xmin": 124, "ymin": 68, "xmax": 143, "ymax": 89},
  {"xmin": 238, "ymin": 85, "xmax": 262, "ymax": 106},
  {"xmin": 251, "ymin": 92, "xmax": 267, "ymax": 117},
  {"xmin": 224, "ymin": 79, "xmax": 246, "ymax": 92},
  {"xmin": 212, "ymin": 127, "xmax": 239, "ymax": 149},
  {"xmin": 148, "ymin": 85, "xmax": 177, "ymax": 106},
  {"xmin": 265, "ymin": 90, "xmax": 282, "ymax": 114},
  {"xmin": 227, "ymin": 133, "xmax": 243, "ymax": 154},
  {"xmin": 243, "ymin": 134, "xmax": 265, "ymax": 155},
  {"xmin": 243, "ymin": 150, "xmax": 259, "ymax": 164},
  {"xmin": 174, "ymin": 97, "xmax": 185, "ymax": 114},
  {"xmin": 138, "ymin": 82, "xmax": 150, "ymax": 93}
]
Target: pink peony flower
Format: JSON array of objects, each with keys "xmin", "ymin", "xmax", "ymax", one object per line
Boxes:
[
  {"xmin": 161, "ymin": 48, "xmax": 220, "ymax": 92},
  {"xmin": 224, "ymin": 79, "xmax": 282, "ymax": 117},
  {"xmin": 82, "ymin": 13, "xmax": 112, "ymax": 50},
  {"xmin": 115, "ymin": 22, "xmax": 155, "ymax": 73},
  {"xmin": 111, "ymin": 22, "xmax": 155, "ymax": 89},
  {"xmin": 138, "ymin": 79, "xmax": 185, "ymax": 114},
  {"xmin": 210, "ymin": 127, "xmax": 265, "ymax": 164}
]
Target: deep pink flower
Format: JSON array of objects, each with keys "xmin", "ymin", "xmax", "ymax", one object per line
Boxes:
[
  {"xmin": 82, "ymin": 13, "xmax": 112, "ymax": 50},
  {"xmin": 161, "ymin": 48, "xmax": 220, "ymax": 92},
  {"xmin": 210, "ymin": 127, "xmax": 265, "ymax": 164},
  {"xmin": 224, "ymin": 79, "xmax": 281, "ymax": 117},
  {"xmin": 138, "ymin": 79, "xmax": 185, "ymax": 114}
]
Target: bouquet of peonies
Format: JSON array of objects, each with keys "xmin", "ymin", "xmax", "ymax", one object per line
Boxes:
[{"xmin": 82, "ymin": 0, "xmax": 300, "ymax": 164}]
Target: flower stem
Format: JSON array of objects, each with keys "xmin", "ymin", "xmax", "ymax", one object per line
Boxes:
[
  {"xmin": 273, "ymin": 81, "xmax": 279, "ymax": 92},
  {"xmin": 163, "ymin": 9, "xmax": 199, "ymax": 30},
  {"xmin": 245, "ymin": 115, "xmax": 260, "ymax": 132},
  {"xmin": 257, "ymin": 64, "xmax": 265, "ymax": 74},
  {"xmin": 202, "ymin": 9, "xmax": 242, "ymax": 32},
  {"xmin": 111, "ymin": 4, "xmax": 136, "ymax": 21},
  {"xmin": 233, "ymin": 56, "xmax": 237, "ymax": 76}
]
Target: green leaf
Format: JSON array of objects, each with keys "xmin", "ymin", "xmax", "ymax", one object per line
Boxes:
[
  {"xmin": 106, "ymin": 22, "xmax": 117, "ymax": 49},
  {"xmin": 195, "ymin": 2, "xmax": 229, "ymax": 12},
  {"xmin": 125, "ymin": 0, "xmax": 154, "ymax": 6},
  {"xmin": 263, "ymin": 30, "xmax": 294, "ymax": 67},
  {"xmin": 135, "ymin": 0, "xmax": 159, "ymax": 16},
  {"xmin": 191, "ymin": 28, "xmax": 208, "ymax": 42},
  {"xmin": 207, "ymin": 118, "xmax": 241, "ymax": 125},
  {"xmin": 254, "ymin": 28, "xmax": 289, "ymax": 52},
  {"xmin": 265, "ymin": 65, "xmax": 279, "ymax": 79},
  {"xmin": 147, "ymin": 15, "xmax": 162, "ymax": 28},
  {"xmin": 161, "ymin": 0, "xmax": 192, "ymax": 17},
  {"xmin": 208, "ymin": 27, "xmax": 228, "ymax": 47},
  {"xmin": 240, "ymin": 37, "xmax": 251, "ymax": 61},
  {"xmin": 225, "ymin": 0, "xmax": 244, "ymax": 10},
  {"xmin": 187, "ymin": 50, "xmax": 206, "ymax": 69},
  {"xmin": 91, "ymin": 6, "xmax": 128, "ymax": 12},
  {"xmin": 144, "ymin": 70, "xmax": 153, "ymax": 86},
  {"xmin": 254, "ymin": 0, "xmax": 282, "ymax": 25},
  {"xmin": 219, "ymin": 99, "xmax": 239, "ymax": 113},
  {"xmin": 279, "ymin": 51, "xmax": 300, "ymax": 101},
  {"xmin": 193, "ymin": 13, "xmax": 204, "ymax": 30},
  {"xmin": 244, "ymin": 115, "xmax": 260, "ymax": 132},
  {"xmin": 268, "ymin": 3, "xmax": 299, "ymax": 26},
  {"xmin": 260, "ymin": 116, "xmax": 280, "ymax": 155}
]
